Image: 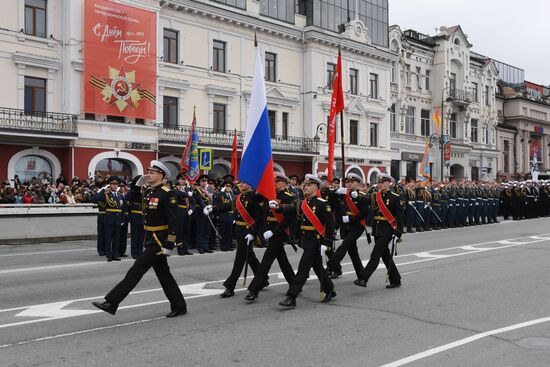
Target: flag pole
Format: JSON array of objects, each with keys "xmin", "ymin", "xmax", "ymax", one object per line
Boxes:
[{"xmin": 339, "ymin": 47, "xmax": 345, "ymax": 186}]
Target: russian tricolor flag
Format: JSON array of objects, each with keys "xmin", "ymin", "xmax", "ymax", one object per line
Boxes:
[{"xmin": 238, "ymin": 36, "xmax": 276, "ymax": 201}]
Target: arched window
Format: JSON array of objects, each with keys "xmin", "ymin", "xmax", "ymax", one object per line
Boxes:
[
  {"xmin": 14, "ymin": 155, "xmax": 52, "ymax": 184},
  {"xmin": 163, "ymin": 162, "xmax": 180, "ymax": 182},
  {"xmin": 96, "ymin": 159, "xmax": 133, "ymax": 182},
  {"xmin": 347, "ymin": 167, "xmax": 364, "ymax": 180},
  {"xmin": 209, "ymin": 163, "xmax": 229, "ymax": 180},
  {"xmin": 369, "ymin": 171, "xmax": 378, "ymax": 185},
  {"xmin": 454, "ymin": 38, "xmax": 460, "ymax": 46}
]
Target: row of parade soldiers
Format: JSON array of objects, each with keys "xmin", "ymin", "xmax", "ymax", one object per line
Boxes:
[{"xmin": 92, "ymin": 161, "xmax": 402, "ymax": 314}]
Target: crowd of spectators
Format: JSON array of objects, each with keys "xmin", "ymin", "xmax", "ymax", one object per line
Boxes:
[{"xmin": 0, "ymin": 173, "xmax": 120, "ymax": 205}]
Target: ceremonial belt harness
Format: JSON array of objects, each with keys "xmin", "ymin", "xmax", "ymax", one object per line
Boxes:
[
  {"xmin": 301, "ymin": 199, "xmax": 325, "ymax": 237},
  {"xmin": 345, "ymin": 192, "xmax": 367, "ymax": 227},
  {"xmin": 375, "ymin": 191, "xmax": 397, "ymax": 231},
  {"xmin": 236, "ymin": 193, "xmax": 255, "ymax": 227}
]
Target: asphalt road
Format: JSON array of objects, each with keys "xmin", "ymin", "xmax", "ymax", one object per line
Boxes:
[{"xmin": 1, "ymin": 218, "xmax": 550, "ymax": 367}]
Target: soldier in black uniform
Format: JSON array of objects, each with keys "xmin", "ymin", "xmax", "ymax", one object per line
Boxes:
[
  {"xmin": 173, "ymin": 173, "xmax": 194, "ymax": 256},
  {"xmin": 98, "ymin": 177, "xmax": 124, "ymax": 261},
  {"xmin": 193, "ymin": 174, "xmax": 214, "ymax": 254},
  {"xmin": 118, "ymin": 180, "xmax": 130, "ymax": 257},
  {"xmin": 127, "ymin": 176, "xmax": 145, "ymax": 259},
  {"xmin": 220, "ymin": 182, "xmax": 267, "ymax": 298},
  {"xmin": 92, "ymin": 161, "xmax": 187, "ymax": 318},
  {"xmin": 354, "ymin": 173, "xmax": 402, "ymax": 289},
  {"xmin": 215, "ymin": 179, "xmax": 236, "ymax": 252},
  {"xmin": 245, "ymin": 172, "xmax": 296, "ymax": 302},
  {"xmin": 326, "ymin": 172, "xmax": 367, "ymax": 282},
  {"xmin": 279, "ymin": 174, "xmax": 335, "ymax": 308},
  {"xmin": 92, "ymin": 187, "xmax": 107, "ymax": 256}
]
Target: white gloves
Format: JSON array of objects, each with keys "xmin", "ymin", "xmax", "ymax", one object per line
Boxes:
[
  {"xmin": 187, "ymin": 191, "xmax": 193, "ymax": 197},
  {"xmin": 203, "ymin": 205, "xmax": 213, "ymax": 215},
  {"xmin": 268, "ymin": 200, "xmax": 279, "ymax": 209},
  {"xmin": 220, "ymin": 187, "xmax": 226, "ymax": 193},
  {"xmin": 263, "ymin": 230, "xmax": 274, "ymax": 240},
  {"xmin": 162, "ymin": 248, "xmax": 174, "ymax": 256},
  {"xmin": 335, "ymin": 187, "xmax": 347, "ymax": 195},
  {"xmin": 245, "ymin": 234, "xmax": 254, "ymax": 243},
  {"xmin": 187, "ymin": 209, "xmax": 193, "ymax": 216},
  {"xmin": 351, "ymin": 191, "xmax": 358, "ymax": 199},
  {"xmin": 342, "ymin": 215, "xmax": 350, "ymax": 223},
  {"xmin": 320, "ymin": 245, "xmax": 328, "ymax": 257}
]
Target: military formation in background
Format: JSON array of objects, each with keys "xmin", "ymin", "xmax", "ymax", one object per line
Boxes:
[{"xmin": 91, "ymin": 164, "xmax": 550, "ymax": 315}]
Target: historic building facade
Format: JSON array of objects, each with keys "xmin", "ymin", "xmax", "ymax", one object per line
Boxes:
[
  {"xmin": 495, "ymin": 81, "xmax": 550, "ymax": 180},
  {"xmin": 0, "ymin": 0, "xmax": 394, "ymax": 184},
  {"xmin": 388, "ymin": 25, "xmax": 500, "ymax": 181}
]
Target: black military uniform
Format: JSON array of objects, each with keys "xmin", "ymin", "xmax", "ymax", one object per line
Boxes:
[
  {"xmin": 92, "ymin": 161, "xmax": 187, "ymax": 318},
  {"xmin": 215, "ymin": 180, "xmax": 236, "ymax": 252},
  {"xmin": 279, "ymin": 174, "xmax": 335, "ymax": 308},
  {"xmin": 220, "ymin": 187, "xmax": 267, "ymax": 298},
  {"xmin": 173, "ymin": 173, "xmax": 193, "ymax": 256},
  {"xmin": 355, "ymin": 173, "xmax": 402, "ymax": 289},
  {"xmin": 98, "ymin": 177, "xmax": 124, "ymax": 261},
  {"xmin": 127, "ymin": 176, "xmax": 145, "ymax": 259},
  {"xmin": 326, "ymin": 173, "xmax": 367, "ymax": 281},
  {"xmin": 245, "ymin": 173, "xmax": 296, "ymax": 301},
  {"xmin": 92, "ymin": 191, "xmax": 107, "ymax": 256}
]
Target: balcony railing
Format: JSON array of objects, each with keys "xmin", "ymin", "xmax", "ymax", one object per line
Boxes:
[
  {"xmin": 448, "ymin": 89, "xmax": 472, "ymax": 104},
  {"xmin": 159, "ymin": 125, "xmax": 319, "ymax": 154},
  {"xmin": 0, "ymin": 107, "xmax": 78, "ymax": 135}
]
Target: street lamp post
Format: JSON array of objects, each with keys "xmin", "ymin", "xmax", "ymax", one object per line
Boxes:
[{"xmin": 433, "ymin": 86, "xmax": 454, "ymax": 181}]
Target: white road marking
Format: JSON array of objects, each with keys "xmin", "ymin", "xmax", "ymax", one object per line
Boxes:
[
  {"xmin": 413, "ymin": 252, "xmax": 450, "ymax": 259},
  {"xmin": 0, "ymin": 233, "xmax": 549, "ymax": 332},
  {"xmin": 0, "ymin": 316, "xmax": 165, "ymax": 349},
  {"xmin": 379, "ymin": 316, "xmax": 550, "ymax": 367},
  {"xmin": 15, "ymin": 301, "xmax": 97, "ymax": 318},
  {"xmin": 0, "ymin": 248, "xmax": 94, "ymax": 258}
]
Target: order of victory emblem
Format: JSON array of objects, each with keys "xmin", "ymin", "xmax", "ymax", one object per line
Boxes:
[{"xmin": 89, "ymin": 66, "xmax": 156, "ymax": 113}]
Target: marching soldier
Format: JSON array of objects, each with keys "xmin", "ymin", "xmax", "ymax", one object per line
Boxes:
[
  {"xmin": 193, "ymin": 174, "xmax": 214, "ymax": 254},
  {"xmin": 92, "ymin": 186, "xmax": 107, "ymax": 256},
  {"xmin": 92, "ymin": 161, "xmax": 187, "ymax": 318},
  {"xmin": 215, "ymin": 179, "xmax": 236, "ymax": 252},
  {"xmin": 220, "ymin": 182, "xmax": 267, "ymax": 298},
  {"xmin": 118, "ymin": 180, "xmax": 130, "ymax": 257},
  {"xmin": 98, "ymin": 177, "xmax": 124, "ymax": 262},
  {"xmin": 279, "ymin": 174, "xmax": 335, "ymax": 308},
  {"xmin": 245, "ymin": 173, "xmax": 296, "ymax": 302},
  {"xmin": 173, "ymin": 173, "xmax": 194, "ymax": 256},
  {"xmin": 127, "ymin": 176, "xmax": 145, "ymax": 259},
  {"xmin": 354, "ymin": 173, "xmax": 402, "ymax": 289},
  {"xmin": 326, "ymin": 173, "xmax": 368, "ymax": 281}
]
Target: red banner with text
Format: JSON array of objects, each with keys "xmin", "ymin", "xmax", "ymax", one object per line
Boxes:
[{"xmin": 84, "ymin": 0, "xmax": 157, "ymax": 119}]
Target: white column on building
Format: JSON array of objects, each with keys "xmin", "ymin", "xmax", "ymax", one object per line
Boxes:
[
  {"xmin": 17, "ymin": 65, "xmax": 26, "ymax": 109},
  {"xmin": 276, "ymin": 105, "xmax": 282, "ymax": 136},
  {"xmin": 47, "ymin": 69, "xmax": 55, "ymax": 112},
  {"xmin": 178, "ymin": 89, "xmax": 185, "ymax": 128},
  {"xmin": 158, "ymin": 86, "xmax": 165, "ymax": 126}
]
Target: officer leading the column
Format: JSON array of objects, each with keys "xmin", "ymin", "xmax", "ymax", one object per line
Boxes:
[{"xmin": 92, "ymin": 160, "xmax": 187, "ymax": 318}]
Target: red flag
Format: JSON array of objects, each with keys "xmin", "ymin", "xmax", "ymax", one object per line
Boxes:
[
  {"xmin": 180, "ymin": 108, "xmax": 196, "ymax": 171},
  {"xmin": 230, "ymin": 129, "xmax": 238, "ymax": 179},
  {"xmin": 327, "ymin": 48, "xmax": 345, "ymax": 181}
]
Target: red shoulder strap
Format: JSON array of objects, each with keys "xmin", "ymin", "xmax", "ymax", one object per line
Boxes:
[
  {"xmin": 301, "ymin": 199, "xmax": 325, "ymax": 237},
  {"xmin": 236, "ymin": 193, "xmax": 255, "ymax": 227},
  {"xmin": 271, "ymin": 207, "xmax": 290, "ymax": 236},
  {"xmin": 345, "ymin": 192, "xmax": 367, "ymax": 227},
  {"xmin": 375, "ymin": 191, "xmax": 397, "ymax": 230}
]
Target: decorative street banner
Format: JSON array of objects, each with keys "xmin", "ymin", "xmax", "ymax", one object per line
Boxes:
[
  {"xmin": 443, "ymin": 135, "xmax": 451, "ymax": 166},
  {"xmin": 84, "ymin": 0, "xmax": 156, "ymax": 119},
  {"xmin": 529, "ymin": 135, "xmax": 542, "ymax": 162}
]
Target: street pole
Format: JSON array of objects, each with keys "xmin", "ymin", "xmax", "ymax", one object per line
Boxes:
[
  {"xmin": 440, "ymin": 87, "xmax": 446, "ymax": 181},
  {"xmin": 340, "ymin": 111, "xmax": 345, "ymax": 186}
]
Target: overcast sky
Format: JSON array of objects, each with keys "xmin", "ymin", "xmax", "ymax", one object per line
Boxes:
[{"xmin": 389, "ymin": 0, "xmax": 549, "ymax": 86}]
